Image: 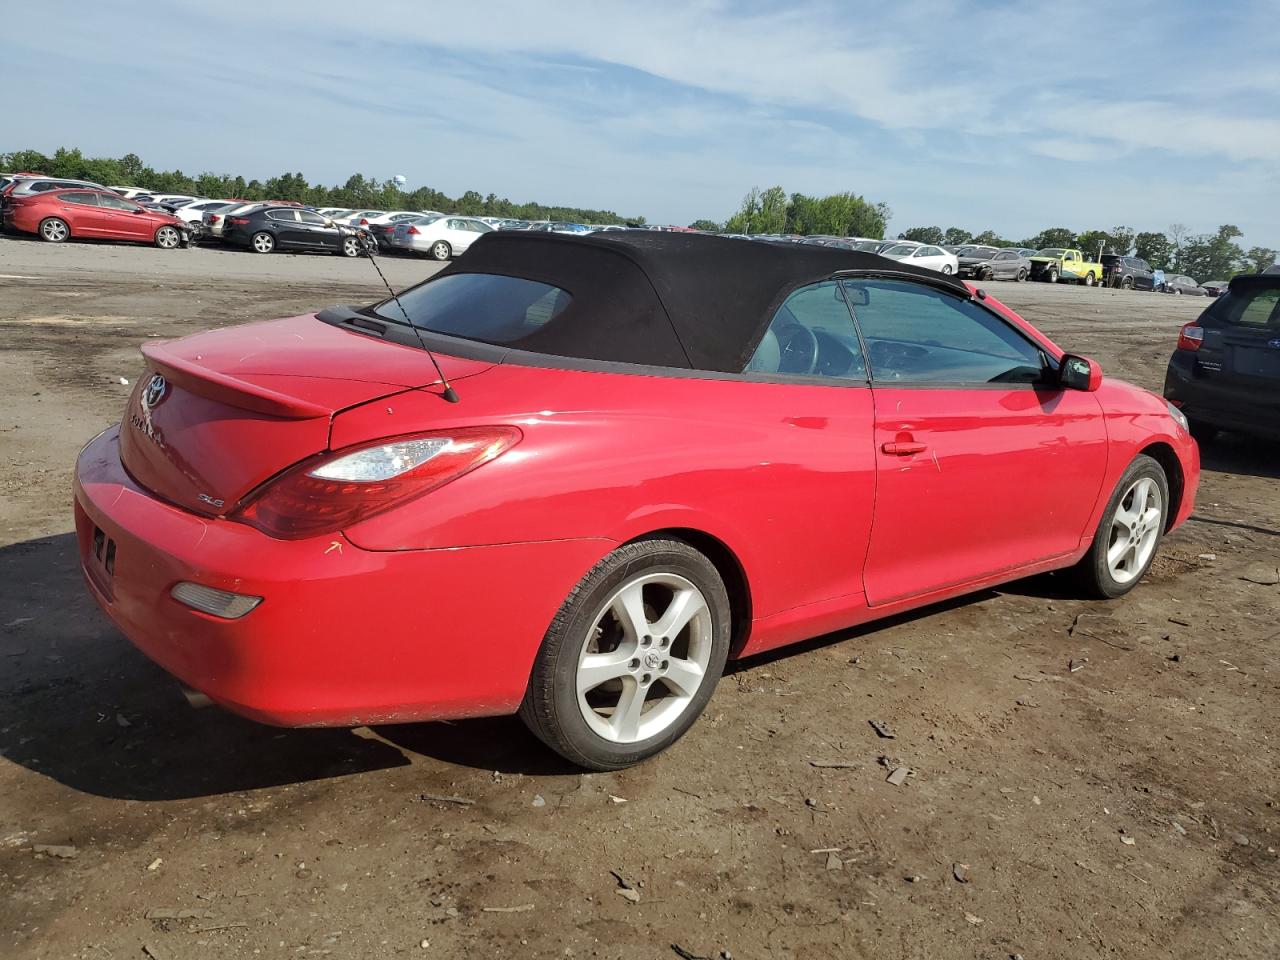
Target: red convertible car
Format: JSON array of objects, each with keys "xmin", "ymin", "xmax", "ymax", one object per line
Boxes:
[{"xmin": 74, "ymin": 232, "xmax": 1199, "ymax": 769}]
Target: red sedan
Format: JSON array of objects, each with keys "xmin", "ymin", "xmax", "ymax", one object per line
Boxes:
[
  {"xmin": 74, "ymin": 232, "xmax": 1199, "ymax": 769},
  {"xmin": 4, "ymin": 187, "xmax": 187, "ymax": 247}
]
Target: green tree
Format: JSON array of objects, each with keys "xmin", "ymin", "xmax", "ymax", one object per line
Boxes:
[
  {"xmin": 901, "ymin": 226, "xmax": 944, "ymax": 245},
  {"xmin": 757, "ymin": 186, "xmax": 788, "ymax": 234},
  {"xmin": 1075, "ymin": 230, "xmax": 1113, "ymax": 258},
  {"xmin": 688, "ymin": 219, "xmax": 721, "ymax": 232},
  {"xmin": 1178, "ymin": 225, "xmax": 1245, "ymax": 281},
  {"xmin": 943, "ymin": 226, "xmax": 972, "ymax": 246},
  {"xmin": 1107, "ymin": 225, "xmax": 1136, "ymax": 257},
  {"xmin": 1243, "ymin": 246, "xmax": 1277, "ymax": 274},
  {"xmin": 1134, "ymin": 231, "xmax": 1172, "ymax": 269},
  {"xmin": 970, "ymin": 229, "xmax": 1011, "ymax": 247},
  {"xmin": 724, "ymin": 186, "xmax": 761, "ymax": 233},
  {"xmin": 1025, "ymin": 227, "xmax": 1077, "ymax": 249}
]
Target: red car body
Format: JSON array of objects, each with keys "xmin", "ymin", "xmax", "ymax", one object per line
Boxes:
[
  {"xmin": 74, "ymin": 234, "xmax": 1199, "ymax": 735},
  {"xmin": 4, "ymin": 187, "xmax": 185, "ymax": 245}
]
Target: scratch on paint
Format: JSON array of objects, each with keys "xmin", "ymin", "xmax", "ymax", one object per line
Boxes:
[
  {"xmin": 325, "ymin": 541, "xmax": 343, "ymax": 555},
  {"xmin": 932, "ymin": 450, "xmax": 941, "ymax": 472}
]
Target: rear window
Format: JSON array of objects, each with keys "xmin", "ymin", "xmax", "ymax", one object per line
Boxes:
[
  {"xmin": 1208, "ymin": 286, "xmax": 1280, "ymax": 330},
  {"xmin": 373, "ymin": 273, "xmax": 573, "ymax": 343}
]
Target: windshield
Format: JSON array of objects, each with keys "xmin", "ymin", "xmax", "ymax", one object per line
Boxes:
[
  {"xmin": 883, "ymin": 245, "xmax": 917, "ymax": 257},
  {"xmin": 1037, "ymin": 248, "xmax": 1066, "ymax": 257},
  {"xmin": 963, "ymin": 247, "xmax": 999, "ymax": 259},
  {"xmin": 372, "ymin": 273, "xmax": 573, "ymax": 342}
]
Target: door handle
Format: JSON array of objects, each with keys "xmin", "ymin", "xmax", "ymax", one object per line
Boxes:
[{"xmin": 882, "ymin": 441, "xmax": 927, "ymax": 456}]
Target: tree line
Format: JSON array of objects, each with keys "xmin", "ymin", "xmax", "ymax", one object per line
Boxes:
[
  {"xmin": 895, "ymin": 223, "xmax": 1276, "ymax": 281},
  {"xmin": 0, "ymin": 147, "xmax": 642, "ymax": 225},
  {"xmin": 710, "ymin": 185, "xmax": 892, "ymax": 239}
]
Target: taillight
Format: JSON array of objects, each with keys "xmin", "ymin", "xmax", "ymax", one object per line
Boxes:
[
  {"xmin": 407, "ymin": 226, "xmax": 420, "ymax": 235},
  {"xmin": 227, "ymin": 216, "xmax": 249, "ymax": 226},
  {"xmin": 209, "ymin": 215, "xmax": 221, "ymax": 224},
  {"xmin": 359, "ymin": 218, "xmax": 370, "ymax": 225},
  {"xmin": 234, "ymin": 427, "xmax": 521, "ymax": 539},
  {"xmin": 1177, "ymin": 323, "xmax": 1204, "ymax": 351}
]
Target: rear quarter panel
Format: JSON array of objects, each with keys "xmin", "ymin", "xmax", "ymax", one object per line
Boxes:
[{"xmin": 332, "ymin": 363, "xmax": 879, "ymax": 622}]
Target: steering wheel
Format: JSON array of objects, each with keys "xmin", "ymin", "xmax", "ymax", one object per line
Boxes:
[{"xmin": 776, "ymin": 323, "xmax": 819, "ymax": 375}]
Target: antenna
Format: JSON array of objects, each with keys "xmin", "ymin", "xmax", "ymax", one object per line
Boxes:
[{"xmin": 356, "ymin": 230, "xmax": 459, "ymax": 403}]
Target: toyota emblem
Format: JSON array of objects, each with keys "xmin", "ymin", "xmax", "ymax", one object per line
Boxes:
[{"xmin": 142, "ymin": 374, "xmax": 168, "ymax": 409}]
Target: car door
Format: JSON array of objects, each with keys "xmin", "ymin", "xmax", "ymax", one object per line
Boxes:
[
  {"xmin": 1132, "ymin": 259, "xmax": 1153, "ymax": 291},
  {"xmin": 53, "ymin": 191, "xmax": 109, "ymax": 237},
  {"xmin": 910, "ymin": 246, "xmax": 938, "ymax": 271},
  {"xmin": 266, "ymin": 209, "xmax": 304, "ymax": 248},
  {"xmin": 97, "ymin": 193, "xmax": 153, "ymax": 239},
  {"xmin": 844, "ymin": 277, "xmax": 1110, "ymax": 606},
  {"xmin": 991, "ymin": 250, "xmax": 1015, "ymax": 279},
  {"xmin": 296, "ymin": 209, "xmax": 337, "ymax": 249}
]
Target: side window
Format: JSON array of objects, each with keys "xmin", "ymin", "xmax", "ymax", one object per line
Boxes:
[
  {"xmin": 59, "ymin": 192, "xmax": 99, "ymax": 206},
  {"xmin": 100, "ymin": 195, "xmax": 134, "ymax": 210},
  {"xmin": 744, "ymin": 281, "xmax": 866, "ymax": 381},
  {"xmin": 297, "ymin": 210, "xmax": 326, "ymax": 225},
  {"xmin": 267, "ymin": 209, "xmax": 297, "ymax": 222},
  {"xmin": 994, "ymin": 252, "xmax": 1013, "ymax": 261},
  {"xmin": 844, "ymin": 279, "xmax": 1047, "ymax": 385}
]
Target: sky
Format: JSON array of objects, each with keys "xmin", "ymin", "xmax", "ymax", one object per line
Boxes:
[{"xmin": 6, "ymin": 0, "xmax": 1278, "ymax": 247}]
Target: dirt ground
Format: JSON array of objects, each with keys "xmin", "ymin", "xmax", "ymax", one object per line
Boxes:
[{"xmin": 1, "ymin": 237, "xmax": 1277, "ymax": 960}]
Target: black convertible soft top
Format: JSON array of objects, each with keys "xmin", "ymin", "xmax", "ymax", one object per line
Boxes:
[{"xmin": 431, "ymin": 230, "xmax": 969, "ymax": 373}]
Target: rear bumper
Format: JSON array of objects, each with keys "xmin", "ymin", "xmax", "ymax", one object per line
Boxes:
[
  {"xmin": 74, "ymin": 426, "xmax": 609, "ymax": 726},
  {"xmin": 1164, "ymin": 352, "xmax": 1280, "ymax": 440}
]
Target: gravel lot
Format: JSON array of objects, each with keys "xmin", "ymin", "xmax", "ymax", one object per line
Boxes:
[{"xmin": 1, "ymin": 238, "xmax": 1277, "ymax": 960}]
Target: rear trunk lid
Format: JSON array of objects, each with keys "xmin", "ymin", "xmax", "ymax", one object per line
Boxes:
[{"xmin": 119, "ymin": 313, "xmax": 492, "ymax": 516}]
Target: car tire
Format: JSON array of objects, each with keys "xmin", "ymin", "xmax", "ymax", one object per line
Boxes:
[
  {"xmin": 250, "ymin": 232, "xmax": 275, "ymax": 254},
  {"xmin": 430, "ymin": 240, "xmax": 452, "ymax": 261},
  {"xmin": 1046, "ymin": 266, "xmax": 1058, "ymax": 283},
  {"xmin": 1075, "ymin": 454, "xmax": 1169, "ymax": 600},
  {"xmin": 941, "ymin": 263, "xmax": 954, "ymax": 275},
  {"xmin": 154, "ymin": 226, "xmax": 181, "ymax": 249},
  {"xmin": 1082, "ymin": 272, "xmax": 1095, "ymax": 286},
  {"xmin": 519, "ymin": 538, "xmax": 732, "ymax": 771},
  {"xmin": 1016, "ymin": 268, "xmax": 1027, "ymax": 282},
  {"xmin": 1122, "ymin": 276, "xmax": 1134, "ymax": 290},
  {"xmin": 39, "ymin": 218, "xmax": 70, "ymax": 243},
  {"xmin": 1174, "ymin": 288, "xmax": 1182, "ymax": 296},
  {"xmin": 341, "ymin": 235, "xmax": 362, "ymax": 258}
]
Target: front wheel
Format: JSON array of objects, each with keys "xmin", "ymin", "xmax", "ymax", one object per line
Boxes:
[
  {"xmin": 1075, "ymin": 455, "xmax": 1169, "ymax": 599},
  {"xmin": 250, "ymin": 231, "xmax": 275, "ymax": 254},
  {"xmin": 154, "ymin": 225, "xmax": 181, "ymax": 249},
  {"xmin": 39, "ymin": 218, "xmax": 70, "ymax": 243},
  {"xmin": 1046, "ymin": 267, "xmax": 1058, "ymax": 283},
  {"xmin": 430, "ymin": 240, "xmax": 452, "ymax": 261},
  {"xmin": 519, "ymin": 539, "xmax": 731, "ymax": 770},
  {"xmin": 341, "ymin": 235, "xmax": 362, "ymax": 257}
]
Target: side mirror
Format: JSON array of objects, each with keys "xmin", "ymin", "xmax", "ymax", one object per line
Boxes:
[
  {"xmin": 1059, "ymin": 354, "xmax": 1102, "ymax": 392},
  {"xmin": 324, "ymin": 219, "xmax": 335, "ymax": 227}
]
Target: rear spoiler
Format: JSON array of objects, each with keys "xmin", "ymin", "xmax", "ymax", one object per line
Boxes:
[{"xmin": 141, "ymin": 342, "xmax": 329, "ymax": 420}]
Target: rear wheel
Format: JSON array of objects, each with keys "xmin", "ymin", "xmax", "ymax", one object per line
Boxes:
[
  {"xmin": 519, "ymin": 538, "xmax": 731, "ymax": 770},
  {"xmin": 1075, "ymin": 455, "xmax": 1169, "ymax": 599},
  {"xmin": 1122, "ymin": 276, "xmax": 1134, "ymax": 290},
  {"xmin": 941, "ymin": 263, "xmax": 954, "ymax": 275},
  {"xmin": 1083, "ymin": 271, "xmax": 1096, "ymax": 286},
  {"xmin": 250, "ymin": 232, "xmax": 275, "ymax": 254},
  {"xmin": 430, "ymin": 240, "xmax": 452, "ymax": 261},
  {"xmin": 39, "ymin": 218, "xmax": 70, "ymax": 243},
  {"xmin": 154, "ymin": 225, "xmax": 181, "ymax": 249}
]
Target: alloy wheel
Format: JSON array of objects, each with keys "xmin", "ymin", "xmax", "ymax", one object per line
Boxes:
[
  {"xmin": 1106, "ymin": 477, "xmax": 1162, "ymax": 585},
  {"xmin": 575, "ymin": 572, "xmax": 713, "ymax": 744},
  {"xmin": 41, "ymin": 219, "xmax": 69, "ymax": 242},
  {"xmin": 156, "ymin": 226, "xmax": 180, "ymax": 249},
  {"xmin": 252, "ymin": 232, "xmax": 274, "ymax": 254}
]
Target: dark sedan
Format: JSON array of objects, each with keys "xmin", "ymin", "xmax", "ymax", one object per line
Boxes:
[
  {"xmin": 1163, "ymin": 274, "xmax": 1210, "ymax": 296},
  {"xmin": 1164, "ymin": 274, "xmax": 1280, "ymax": 441},
  {"xmin": 222, "ymin": 205, "xmax": 364, "ymax": 256},
  {"xmin": 956, "ymin": 246, "xmax": 1030, "ymax": 281},
  {"xmin": 1101, "ymin": 255, "xmax": 1157, "ymax": 291}
]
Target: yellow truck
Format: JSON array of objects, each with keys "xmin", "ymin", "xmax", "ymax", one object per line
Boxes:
[{"xmin": 1028, "ymin": 248, "xmax": 1103, "ymax": 285}]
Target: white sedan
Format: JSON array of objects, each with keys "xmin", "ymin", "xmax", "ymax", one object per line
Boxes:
[
  {"xmin": 384, "ymin": 215, "xmax": 494, "ymax": 260},
  {"xmin": 172, "ymin": 199, "xmax": 238, "ymax": 225},
  {"xmin": 878, "ymin": 243, "xmax": 959, "ymax": 275}
]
